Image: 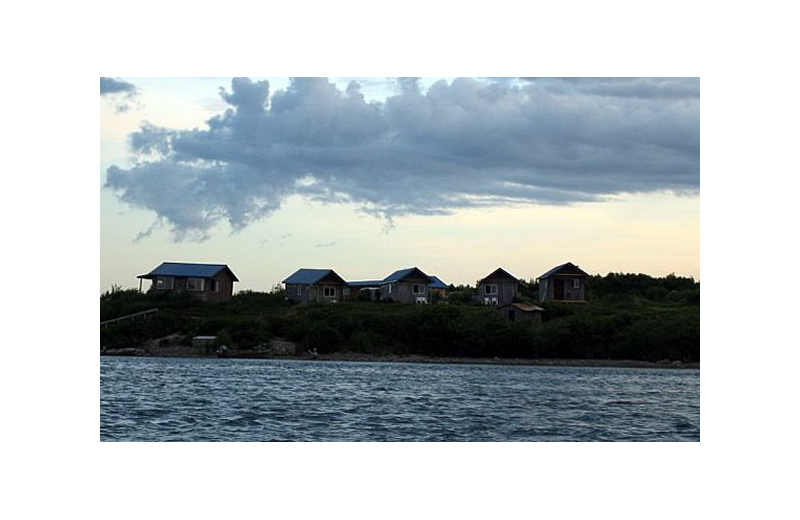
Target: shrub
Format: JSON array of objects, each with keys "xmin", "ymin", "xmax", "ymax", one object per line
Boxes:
[
  {"xmin": 304, "ymin": 322, "xmax": 343, "ymax": 353},
  {"xmin": 614, "ymin": 312, "xmax": 699, "ymax": 362},
  {"xmin": 447, "ymin": 291, "xmax": 476, "ymax": 305},
  {"xmin": 222, "ymin": 319, "xmax": 272, "ymax": 348}
]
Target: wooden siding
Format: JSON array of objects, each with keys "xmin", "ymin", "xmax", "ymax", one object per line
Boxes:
[
  {"xmin": 477, "ymin": 278, "xmax": 519, "ymax": 306},
  {"xmin": 285, "ymin": 272, "xmax": 350, "ymax": 303},
  {"xmin": 500, "ymin": 306, "xmax": 542, "ymax": 326},
  {"xmin": 149, "ymin": 270, "xmax": 235, "ymax": 303},
  {"xmin": 380, "ymin": 275, "xmax": 430, "ymax": 303},
  {"xmin": 539, "ymin": 274, "xmax": 586, "ymax": 302}
]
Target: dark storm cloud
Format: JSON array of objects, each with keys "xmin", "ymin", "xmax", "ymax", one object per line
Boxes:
[{"xmin": 105, "ymin": 77, "xmax": 699, "ymax": 240}]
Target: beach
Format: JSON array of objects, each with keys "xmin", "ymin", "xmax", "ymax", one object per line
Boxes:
[{"xmin": 101, "ymin": 336, "xmax": 699, "ymax": 369}]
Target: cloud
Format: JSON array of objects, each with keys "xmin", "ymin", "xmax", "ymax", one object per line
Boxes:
[
  {"xmin": 100, "ymin": 77, "xmax": 140, "ymax": 113},
  {"xmin": 520, "ymin": 77, "xmax": 700, "ymax": 100},
  {"xmin": 100, "ymin": 77, "xmax": 137, "ymax": 95},
  {"xmin": 105, "ymin": 77, "xmax": 699, "ymax": 240},
  {"xmin": 315, "ymin": 241, "xmax": 337, "ymax": 248}
]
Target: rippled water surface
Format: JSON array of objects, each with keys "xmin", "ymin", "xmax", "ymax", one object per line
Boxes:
[{"xmin": 101, "ymin": 357, "xmax": 699, "ymax": 441}]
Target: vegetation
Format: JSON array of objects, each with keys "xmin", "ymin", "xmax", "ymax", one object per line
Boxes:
[{"xmin": 100, "ymin": 272, "xmax": 699, "ymax": 362}]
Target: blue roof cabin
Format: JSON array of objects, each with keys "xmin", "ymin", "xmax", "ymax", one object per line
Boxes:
[
  {"xmin": 137, "ymin": 262, "xmax": 238, "ymax": 303},
  {"xmin": 380, "ymin": 267, "xmax": 432, "ymax": 304},
  {"xmin": 283, "ymin": 269, "xmax": 350, "ymax": 303},
  {"xmin": 537, "ymin": 262, "xmax": 589, "ymax": 303},
  {"xmin": 282, "ymin": 267, "xmax": 445, "ymax": 304}
]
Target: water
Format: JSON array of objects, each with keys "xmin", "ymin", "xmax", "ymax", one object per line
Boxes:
[{"xmin": 100, "ymin": 356, "xmax": 699, "ymax": 441}]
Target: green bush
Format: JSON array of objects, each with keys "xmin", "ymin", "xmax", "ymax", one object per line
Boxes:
[
  {"xmin": 614, "ymin": 311, "xmax": 700, "ymax": 362},
  {"xmin": 195, "ymin": 317, "xmax": 235, "ymax": 335},
  {"xmin": 222, "ymin": 319, "xmax": 272, "ymax": 348},
  {"xmin": 447, "ymin": 290, "xmax": 477, "ymax": 305},
  {"xmin": 304, "ymin": 322, "xmax": 343, "ymax": 353}
]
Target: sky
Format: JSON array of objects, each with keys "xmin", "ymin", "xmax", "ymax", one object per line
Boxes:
[{"xmin": 100, "ymin": 77, "xmax": 700, "ymax": 293}]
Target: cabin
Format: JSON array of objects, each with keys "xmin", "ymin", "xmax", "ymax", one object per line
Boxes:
[
  {"xmin": 380, "ymin": 267, "xmax": 431, "ymax": 304},
  {"xmin": 476, "ymin": 268, "xmax": 520, "ymax": 306},
  {"xmin": 537, "ymin": 262, "xmax": 589, "ymax": 303},
  {"xmin": 428, "ymin": 276, "xmax": 449, "ymax": 298},
  {"xmin": 137, "ymin": 262, "xmax": 238, "ymax": 303},
  {"xmin": 283, "ymin": 269, "xmax": 351, "ymax": 303},
  {"xmin": 498, "ymin": 303, "xmax": 544, "ymax": 326}
]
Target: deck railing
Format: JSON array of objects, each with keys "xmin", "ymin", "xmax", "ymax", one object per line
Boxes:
[{"xmin": 100, "ymin": 308, "xmax": 159, "ymax": 328}]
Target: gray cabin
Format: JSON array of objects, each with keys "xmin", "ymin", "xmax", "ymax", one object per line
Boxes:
[
  {"xmin": 137, "ymin": 262, "xmax": 238, "ymax": 303},
  {"xmin": 537, "ymin": 262, "xmax": 589, "ymax": 303},
  {"xmin": 283, "ymin": 269, "xmax": 350, "ymax": 303},
  {"xmin": 380, "ymin": 267, "xmax": 431, "ymax": 304},
  {"xmin": 476, "ymin": 268, "xmax": 520, "ymax": 306}
]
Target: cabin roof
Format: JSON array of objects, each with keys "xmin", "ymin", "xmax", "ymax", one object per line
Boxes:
[
  {"xmin": 428, "ymin": 275, "xmax": 448, "ymax": 289},
  {"xmin": 537, "ymin": 262, "xmax": 589, "ymax": 279},
  {"xmin": 477, "ymin": 267, "xmax": 519, "ymax": 285},
  {"xmin": 381, "ymin": 267, "xmax": 429, "ymax": 284},
  {"xmin": 347, "ymin": 280, "xmax": 383, "ymax": 287},
  {"xmin": 138, "ymin": 262, "xmax": 239, "ymax": 281},
  {"xmin": 282, "ymin": 268, "xmax": 346, "ymax": 285}
]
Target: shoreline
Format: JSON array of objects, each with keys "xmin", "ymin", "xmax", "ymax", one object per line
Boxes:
[{"xmin": 100, "ymin": 349, "xmax": 699, "ymax": 370}]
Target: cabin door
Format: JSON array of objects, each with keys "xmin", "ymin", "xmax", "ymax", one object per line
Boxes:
[{"xmin": 553, "ymin": 279, "xmax": 565, "ymax": 300}]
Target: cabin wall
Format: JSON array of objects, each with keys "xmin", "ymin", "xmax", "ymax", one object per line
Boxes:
[
  {"xmin": 206, "ymin": 271, "xmax": 235, "ymax": 303},
  {"xmin": 149, "ymin": 272, "xmax": 235, "ymax": 303},
  {"xmin": 538, "ymin": 279, "xmax": 548, "ymax": 303},
  {"xmin": 285, "ymin": 283, "xmax": 310, "ymax": 303},
  {"xmin": 313, "ymin": 272, "xmax": 347, "ymax": 302},
  {"xmin": 312, "ymin": 283, "xmax": 344, "ymax": 302},
  {"xmin": 477, "ymin": 278, "xmax": 518, "ymax": 306},
  {"xmin": 541, "ymin": 275, "xmax": 586, "ymax": 302},
  {"xmin": 380, "ymin": 276, "xmax": 430, "ymax": 303},
  {"xmin": 285, "ymin": 280, "xmax": 349, "ymax": 303},
  {"xmin": 500, "ymin": 307, "xmax": 542, "ymax": 326},
  {"xmin": 396, "ymin": 276, "xmax": 430, "ymax": 303},
  {"xmin": 562, "ymin": 276, "xmax": 584, "ymax": 301}
]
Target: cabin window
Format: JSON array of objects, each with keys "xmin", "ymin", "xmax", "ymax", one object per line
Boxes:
[
  {"xmin": 323, "ymin": 286, "xmax": 336, "ymax": 297},
  {"xmin": 156, "ymin": 276, "xmax": 173, "ymax": 289},
  {"xmin": 485, "ymin": 284, "xmax": 498, "ymax": 295},
  {"xmin": 388, "ymin": 285, "xmax": 393, "ymax": 294},
  {"xmin": 186, "ymin": 278, "xmax": 205, "ymax": 291},
  {"xmin": 412, "ymin": 284, "xmax": 424, "ymax": 295},
  {"xmin": 343, "ymin": 288, "xmax": 350, "ymax": 296},
  {"xmin": 297, "ymin": 286, "xmax": 302, "ymax": 296},
  {"xmin": 572, "ymin": 278, "xmax": 581, "ymax": 289},
  {"xmin": 210, "ymin": 279, "xmax": 219, "ymax": 292}
]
